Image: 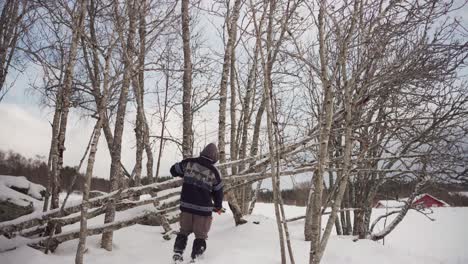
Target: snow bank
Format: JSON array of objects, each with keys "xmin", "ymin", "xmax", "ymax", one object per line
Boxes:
[
  {"xmin": 450, "ymin": 191, "xmax": 468, "ymax": 197},
  {"xmin": 375, "ymin": 199, "xmax": 406, "ymax": 208},
  {"xmin": 0, "ymin": 185, "xmax": 33, "ymax": 207},
  {"xmin": 0, "ymin": 176, "xmax": 45, "ymax": 208},
  {"xmin": 0, "ymin": 176, "xmax": 45, "ymax": 200}
]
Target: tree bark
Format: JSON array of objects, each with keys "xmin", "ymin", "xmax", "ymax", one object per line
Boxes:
[
  {"xmin": 0, "ymin": 1, "xmax": 26, "ymax": 101},
  {"xmin": 181, "ymin": 0, "xmax": 193, "ymax": 158},
  {"xmin": 44, "ymin": 98, "xmax": 62, "ymax": 212},
  {"xmin": 369, "ymin": 177, "xmax": 427, "ymax": 241},
  {"xmin": 307, "ymin": 1, "xmax": 335, "ymax": 262},
  {"xmin": 102, "ymin": 0, "xmax": 136, "ymax": 251},
  {"xmin": 155, "ymin": 52, "xmax": 171, "ymax": 180},
  {"xmin": 245, "ymin": 95, "xmax": 266, "ymax": 214},
  {"xmin": 139, "ymin": 0, "xmax": 154, "ymax": 184},
  {"xmin": 217, "ymin": 0, "xmax": 245, "ymax": 225},
  {"xmin": 75, "ymin": 117, "xmax": 103, "ymax": 264},
  {"xmin": 237, "ymin": 43, "xmax": 260, "ymax": 214},
  {"xmin": 259, "ymin": 0, "xmax": 287, "ymax": 262},
  {"xmin": 53, "ymin": 0, "xmax": 88, "ymax": 209}
]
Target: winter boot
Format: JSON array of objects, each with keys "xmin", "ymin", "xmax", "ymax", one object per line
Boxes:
[
  {"xmin": 191, "ymin": 238, "xmax": 206, "ymax": 261},
  {"xmin": 172, "ymin": 252, "xmax": 183, "ymax": 263},
  {"xmin": 174, "ymin": 234, "xmax": 188, "ymax": 253},
  {"xmin": 173, "ymin": 234, "xmax": 188, "ymax": 262}
]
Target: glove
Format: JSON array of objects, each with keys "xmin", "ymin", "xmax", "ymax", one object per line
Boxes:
[{"xmin": 213, "ymin": 208, "xmax": 226, "ymax": 215}]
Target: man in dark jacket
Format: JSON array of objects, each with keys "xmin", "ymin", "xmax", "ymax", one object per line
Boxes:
[{"xmin": 171, "ymin": 143, "xmax": 224, "ymax": 263}]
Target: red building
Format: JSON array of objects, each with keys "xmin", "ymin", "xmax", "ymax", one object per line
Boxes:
[
  {"xmin": 412, "ymin": 193, "xmax": 449, "ymax": 208},
  {"xmin": 374, "ymin": 193, "xmax": 450, "ymax": 208}
]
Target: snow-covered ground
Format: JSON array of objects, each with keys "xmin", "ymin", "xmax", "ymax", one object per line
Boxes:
[
  {"xmin": 450, "ymin": 191, "xmax": 468, "ymax": 198},
  {"xmin": 1, "ymin": 203, "xmax": 468, "ymax": 264}
]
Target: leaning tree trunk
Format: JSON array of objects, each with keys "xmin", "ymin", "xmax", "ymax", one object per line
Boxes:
[
  {"xmin": 237, "ymin": 43, "xmax": 260, "ymax": 214},
  {"xmin": 369, "ymin": 176, "xmax": 427, "ymax": 241},
  {"xmin": 246, "ymin": 95, "xmax": 266, "ymax": 214},
  {"xmin": 155, "ymin": 52, "xmax": 171, "ymax": 180}
]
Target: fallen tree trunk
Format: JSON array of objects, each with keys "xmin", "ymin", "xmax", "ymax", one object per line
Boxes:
[
  {"xmin": 0, "ymin": 179, "xmax": 183, "ymax": 235},
  {"xmin": 49, "ymin": 191, "xmax": 181, "ymax": 229},
  {"xmin": 283, "ymin": 208, "xmax": 362, "ymax": 223},
  {"xmin": 14, "ymin": 191, "xmax": 181, "ymax": 240},
  {"xmin": 2, "ymin": 164, "xmax": 315, "ymax": 237},
  {"xmin": 32, "ymin": 207, "xmax": 180, "ymax": 253},
  {"xmin": 2, "ymin": 201, "xmax": 181, "ymax": 253}
]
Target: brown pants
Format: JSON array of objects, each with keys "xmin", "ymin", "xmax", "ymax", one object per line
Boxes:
[{"xmin": 179, "ymin": 212, "xmax": 213, "ymax": 239}]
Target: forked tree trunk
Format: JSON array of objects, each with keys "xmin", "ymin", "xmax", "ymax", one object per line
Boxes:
[
  {"xmin": 44, "ymin": 100, "xmax": 62, "ymax": 212},
  {"xmin": 48, "ymin": 0, "xmax": 88, "ymax": 211},
  {"xmin": 101, "ymin": 0, "xmax": 136, "ymax": 251},
  {"xmin": 139, "ymin": 0, "xmax": 154, "ymax": 184},
  {"xmin": 307, "ymin": 2, "xmax": 335, "ymax": 262},
  {"xmin": 260, "ymin": 0, "xmax": 286, "ymax": 262},
  {"xmin": 308, "ymin": 0, "xmax": 359, "ymax": 261},
  {"xmin": 313, "ymin": 55, "xmax": 355, "ymax": 264},
  {"xmin": 132, "ymin": 0, "xmax": 152, "ymax": 187},
  {"xmin": 217, "ymin": 0, "xmax": 245, "ymax": 225}
]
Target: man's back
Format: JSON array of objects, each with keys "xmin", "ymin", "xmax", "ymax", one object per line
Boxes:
[
  {"xmin": 171, "ymin": 143, "xmax": 224, "ymax": 263},
  {"xmin": 170, "ymin": 143, "xmax": 223, "ymax": 216}
]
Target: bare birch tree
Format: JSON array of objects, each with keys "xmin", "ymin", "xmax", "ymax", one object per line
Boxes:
[
  {"xmin": 181, "ymin": 0, "xmax": 194, "ymax": 158},
  {"xmin": 0, "ymin": 0, "xmax": 32, "ymax": 101},
  {"xmin": 101, "ymin": 0, "xmax": 138, "ymax": 251}
]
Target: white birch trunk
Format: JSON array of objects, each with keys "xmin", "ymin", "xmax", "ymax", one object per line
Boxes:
[
  {"xmin": 217, "ymin": 0, "xmax": 245, "ymax": 225},
  {"xmin": 101, "ymin": 0, "xmax": 136, "ymax": 251},
  {"xmin": 75, "ymin": 118, "xmax": 103, "ymax": 264},
  {"xmin": 181, "ymin": 0, "xmax": 193, "ymax": 158}
]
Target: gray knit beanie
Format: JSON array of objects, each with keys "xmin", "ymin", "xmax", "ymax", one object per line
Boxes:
[{"xmin": 200, "ymin": 143, "xmax": 219, "ymax": 163}]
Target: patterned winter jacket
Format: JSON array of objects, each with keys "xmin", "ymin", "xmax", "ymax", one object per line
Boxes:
[{"xmin": 170, "ymin": 157, "xmax": 224, "ymax": 216}]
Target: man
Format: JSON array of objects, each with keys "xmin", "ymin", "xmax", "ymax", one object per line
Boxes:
[{"xmin": 170, "ymin": 143, "xmax": 224, "ymax": 263}]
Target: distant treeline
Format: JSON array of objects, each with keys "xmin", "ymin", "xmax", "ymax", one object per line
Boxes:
[
  {"xmin": 0, "ymin": 150, "xmax": 171, "ymax": 193},
  {"xmin": 3, "ymin": 149, "xmax": 467, "ymax": 206},
  {"xmin": 257, "ymin": 179, "xmax": 468, "ymax": 207}
]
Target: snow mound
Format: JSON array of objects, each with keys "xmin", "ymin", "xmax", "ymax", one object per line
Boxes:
[
  {"xmin": 0, "ymin": 175, "xmax": 45, "ymax": 211},
  {"xmin": 0, "ymin": 184, "xmax": 33, "ymax": 207},
  {"xmin": 0, "ymin": 176, "xmax": 46, "ymax": 200}
]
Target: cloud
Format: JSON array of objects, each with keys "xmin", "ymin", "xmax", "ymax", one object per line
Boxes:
[{"xmin": 0, "ymin": 103, "xmax": 51, "ymax": 158}]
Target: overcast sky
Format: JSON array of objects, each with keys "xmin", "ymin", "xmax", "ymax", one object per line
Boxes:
[{"xmin": 1, "ymin": 0, "xmax": 466, "ymax": 189}]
